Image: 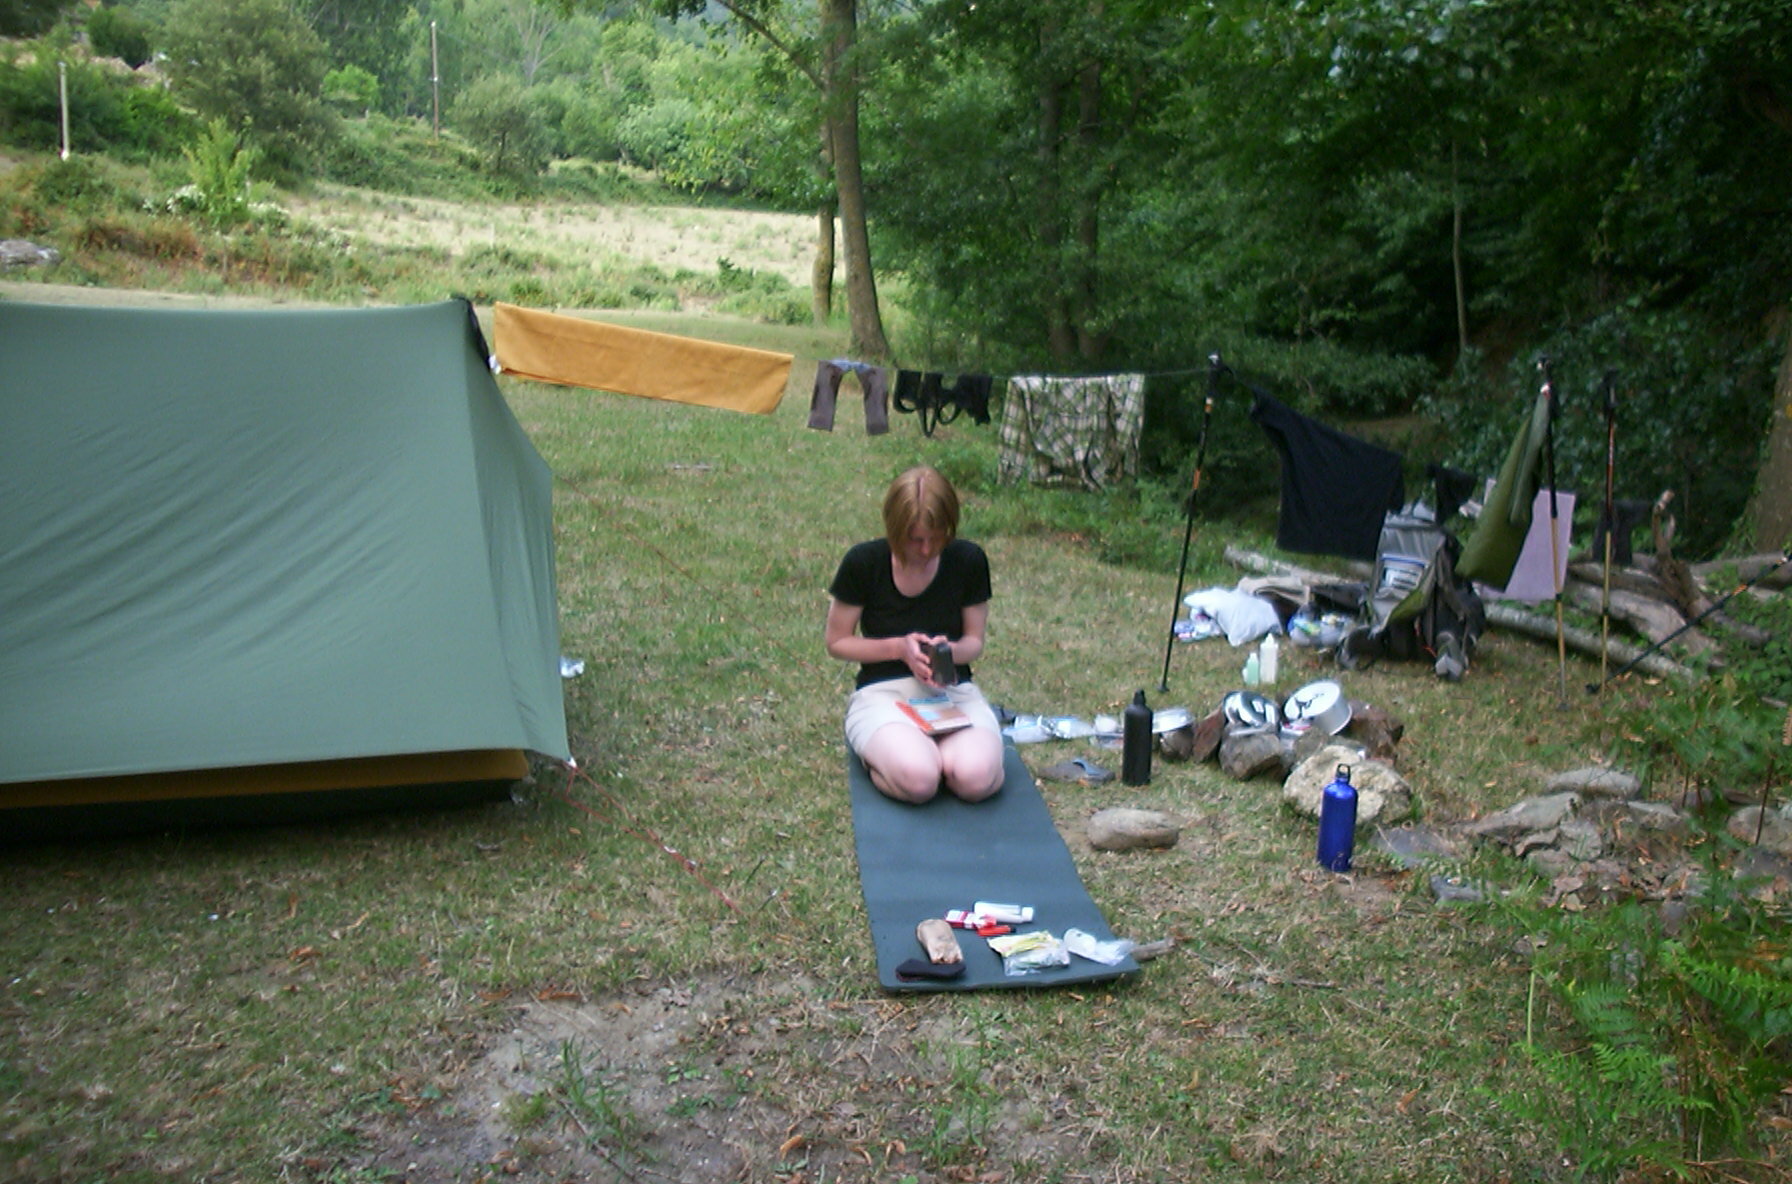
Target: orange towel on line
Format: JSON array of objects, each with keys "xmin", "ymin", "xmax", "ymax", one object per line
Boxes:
[{"xmin": 493, "ymin": 302, "xmax": 793, "ymax": 416}]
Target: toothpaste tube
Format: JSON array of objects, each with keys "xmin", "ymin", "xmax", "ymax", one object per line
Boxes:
[{"xmin": 972, "ymin": 901, "xmax": 1034, "ymax": 924}]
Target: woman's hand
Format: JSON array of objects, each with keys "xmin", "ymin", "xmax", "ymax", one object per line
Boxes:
[{"xmin": 905, "ymin": 632, "xmax": 944, "ymax": 685}]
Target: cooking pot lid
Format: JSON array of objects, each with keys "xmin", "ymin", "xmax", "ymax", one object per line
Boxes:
[{"xmin": 1152, "ymin": 707, "xmax": 1192, "ymax": 733}]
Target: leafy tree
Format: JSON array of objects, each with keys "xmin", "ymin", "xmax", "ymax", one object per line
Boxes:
[
  {"xmin": 306, "ymin": 0, "xmax": 413, "ymax": 108},
  {"xmin": 86, "ymin": 5, "xmax": 154, "ymax": 68},
  {"xmin": 651, "ymin": 0, "xmax": 890, "ymax": 357},
  {"xmin": 322, "ymin": 63, "xmax": 379, "ymax": 115},
  {"xmin": 449, "ymin": 71, "xmax": 551, "ymax": 177},
  {"xmin": 463, "ymin": 0, "xmax": 564, "ymax": 85},
  {"xmin": 0, "ymin": 0, "xmax": 74, "ymax": 37},
  {"xmin": 873, "ymin": 0, "xmax": 1194, "ymax": 371},
  {"xmin": 160, "ymin": 0, "xmax": 334, "ymax": 180}
]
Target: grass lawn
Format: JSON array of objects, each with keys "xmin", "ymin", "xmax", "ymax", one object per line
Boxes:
[{"xmin": 0, "ymin": 188, "xmax": 1781, "ymax": 1183}]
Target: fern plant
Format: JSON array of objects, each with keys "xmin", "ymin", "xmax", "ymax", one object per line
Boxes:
[
  {"xmin": 1499, "ymin": 880, "xmax": 1792, "ymax": 1180},
  {"xmin": 178, "ymin": 118, "xmax": 266, "ymax": 228}
]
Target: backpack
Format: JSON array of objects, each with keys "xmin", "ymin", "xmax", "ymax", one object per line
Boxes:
[{"xmin": 1338, "ymin": 512, "xmax": 1485, "ymax": 680}]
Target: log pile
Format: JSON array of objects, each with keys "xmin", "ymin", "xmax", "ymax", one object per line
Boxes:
[{"xmin": 1222, "ymin": 503, "xmax": 1789, "ymax": 684}]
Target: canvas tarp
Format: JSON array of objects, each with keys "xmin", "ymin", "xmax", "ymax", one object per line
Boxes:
[{"xmin": 0, "ymin": 299, "xmax": 569, "ymax": 813}]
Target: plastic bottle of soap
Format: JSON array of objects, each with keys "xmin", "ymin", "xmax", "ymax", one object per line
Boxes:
[
  {"xmin": 1243, "ymin": 653, "xmax": 1260, "ymax": 687},
  {"xmin": 1259, "ymin": 633, "xmax": 1279, "ymax": 685}
]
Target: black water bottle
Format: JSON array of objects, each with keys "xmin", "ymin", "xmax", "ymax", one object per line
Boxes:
[{"xmin": 1121, "ymin": 689, "xmax": 1152, "ymax": 786}]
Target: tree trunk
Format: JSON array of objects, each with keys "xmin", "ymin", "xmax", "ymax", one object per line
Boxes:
[
  {"xmin": 1035, "ymin": 25, "xmax": 1076, "ymax": 367},
  {"xmin": 813, "ymin": 202, "xmax": 836, "ymax": 326},
  {"xmin": 812, "ymin": 124, "xmax": 835, "ymax": 326},
  {"xmin": 1071, "ymin": 53, "xmax": 1107, "ymax": 362},
  {"xmin": 1748, "ymin": 312, "xmax": 1792, "ymax": 550},
  {"xmin": 820, "ymin": 0, "xmax": 889, "ymax": 360},
  {"xmin": 1451, "ymin": 141, "xmax": 1469, "ymax": 360}
]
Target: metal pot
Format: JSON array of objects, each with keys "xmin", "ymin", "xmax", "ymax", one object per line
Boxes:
[
  {"xmin": 1282, "ymin": 679, "xmax": 1350, "ymax": 735},
  {"xmin": 1221, "ymin": 690, "xmax": 1279, "ymax": 731}
]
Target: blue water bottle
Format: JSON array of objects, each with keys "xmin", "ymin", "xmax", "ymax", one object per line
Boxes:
[{"xmin": 1316, "ymin": 764, "xmax": 1358, "ymax": 872}]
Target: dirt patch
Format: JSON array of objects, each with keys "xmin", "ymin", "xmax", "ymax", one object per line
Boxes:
[{"xmin": 354, "ymin": 971, "xmax": 1094, "ymax": 1183}]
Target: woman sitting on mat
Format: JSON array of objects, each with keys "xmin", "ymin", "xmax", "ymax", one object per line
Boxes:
[{"xmin": 825, "ymin": 465, "xmax": 1006, "ymax": 803}]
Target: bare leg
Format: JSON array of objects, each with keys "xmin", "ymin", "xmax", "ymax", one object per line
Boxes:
[
  {"xmin": 936, "ymin": 726, "xmax": 1005, "ymax": 801},
  {"xmin": 858, "ymin": 722, "xmax": 945, "ymax": 803}
]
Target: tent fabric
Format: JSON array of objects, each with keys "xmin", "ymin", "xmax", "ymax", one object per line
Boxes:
[
  {"xmin": 0, "ymin": 299, "xmax": 569, "ymax": 795},
  {"xmin": 1456, "ymin": 388, "xmax": 1553, "ymax": 587},
  {"xmin": 1482, "ymin": 489, "xmax": 1576, "ymax": 602},
  {"xmin": 492, "ymin": 302, "xmax": 792, "ymax": 415},
  {"xmin": 849, "ymin": 745, "xmax": 1140, "ymax": 993}
]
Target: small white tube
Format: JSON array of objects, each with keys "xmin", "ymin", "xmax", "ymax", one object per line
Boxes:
[{"xmin": 973, "ymin": 901, "xmax": 1034, "ymax": 924}]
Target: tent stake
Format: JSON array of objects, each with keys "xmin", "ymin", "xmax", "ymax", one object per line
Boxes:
[{"xmin": 1159, "ymin": 355, "xmax": 1223, "ymax": 692}]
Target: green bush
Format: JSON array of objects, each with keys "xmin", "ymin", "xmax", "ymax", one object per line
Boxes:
[
  {"xmin": 0, "ymin": 48, "xmax": 190, "ymax": 161},
  {"xmin": 322, "ymin": 65, "xmax": 379, "ymax": 116},
  {"xmin": 449, "ymin": 73, "xmax": 551, "ymax": 179},
  {"xmin": 1498, "ymin": 883, "xmax": 1792, "ymax": 1180},
  {"xmin": 614, "ymin": 97, "xmax": 697, "ymax": 174},
  {"xmin": 1421, "ymin": 306, "xmax": 1780, "ymax": 560},
  {"xmin": 321, "ymin": 113, "xmax": 487, "ymax": 199},
  {"xmin": 561, "ymin": 93, "xmax": 626, "ymax": 163},
  {"xmin": 177, "ymin": 118, "xmax": 265, "ymax": 227},
  {"xmin": 86, "ymin": 6, "xmax": 154, "ymax": 68},
  {"xmin": 24, "ymin": 155, "xmax": 134, "ymax": 213},
  {"xmin": 118, "ymin": 87, "xmax": 198, "ymax": 159}
]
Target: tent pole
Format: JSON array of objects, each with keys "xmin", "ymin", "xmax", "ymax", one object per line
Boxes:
[
  {"xmin": 1539, "ymin": 357, "xmax": 1569, "ymax": 705},
  {"xmin": 1159, "ymin": 355, "xmax": 1222, "ymax": 692}
]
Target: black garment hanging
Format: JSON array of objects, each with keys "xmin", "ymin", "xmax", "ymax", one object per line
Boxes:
[
  {"xmin": 893, "ymin": 370, "xmax": 994, "ymax": 437},
  {"xmin": 1249, "ymin": 392, "xmax": 1406, "ymax": 563},
  {"xmin": 1427, "ymin": 463, "xmax": 1479, "ymax": 525}
]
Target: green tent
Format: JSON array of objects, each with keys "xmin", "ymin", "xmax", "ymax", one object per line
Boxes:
[{"xmin": 0, "ymin": 299, "xmax": 569, "ymax": 835}]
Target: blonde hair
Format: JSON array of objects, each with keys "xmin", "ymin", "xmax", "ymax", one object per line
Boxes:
[{"xmin": 882, "ymin": 466, "xmax": 960, "ymax": 556}]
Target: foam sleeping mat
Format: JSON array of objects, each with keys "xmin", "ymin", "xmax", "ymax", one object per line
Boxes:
[{"xmin": 849, "ymin": 744, "xmax": 1141, "ymax": 992}]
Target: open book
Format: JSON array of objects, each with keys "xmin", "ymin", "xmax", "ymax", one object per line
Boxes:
[{"xmin": 897, "ymin": 694, "xmax": 974, "ymax": 735}]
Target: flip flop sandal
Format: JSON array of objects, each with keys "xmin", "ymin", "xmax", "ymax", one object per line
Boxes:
[{"xmin": 1040, "ymin": 757, "xmax": 1114, "ymax": 784}]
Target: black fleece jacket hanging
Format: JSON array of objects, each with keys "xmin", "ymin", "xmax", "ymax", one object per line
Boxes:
[{"xmin": 1249, "ymin": 392, "xmax": 1406, "ymax": 563}]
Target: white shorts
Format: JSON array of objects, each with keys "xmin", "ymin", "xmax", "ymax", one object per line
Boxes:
[{"xmin": 843, "ymin": 677, "xmax": 1002, "ymax": 756}]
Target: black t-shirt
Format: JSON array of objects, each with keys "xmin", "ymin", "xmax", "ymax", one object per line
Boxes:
[{"xmin": 828, "ymin": 537, "xmax": 992, "ymax": 688}]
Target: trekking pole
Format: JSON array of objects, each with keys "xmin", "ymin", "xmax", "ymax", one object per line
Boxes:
[
  {"xmin": 1159, "ymin": 354, "xmax": 1223, "ymax": 692},
  {"xmin": 1587, "ymin": 549, "xmax": 1792, "ymax": 692},
  {"xmin": 1539, "ymin": 356, "xmax": 1569, "ymax": 704},
  {"xmin": 1598, "ymin": 370, "xmax": 1618, "ymax": 686}
]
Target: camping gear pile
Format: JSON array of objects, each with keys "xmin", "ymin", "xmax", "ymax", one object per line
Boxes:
[{"xmin": 1157, "ymin": 355, "xmax": 1788, "ymax": 689}]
